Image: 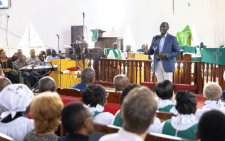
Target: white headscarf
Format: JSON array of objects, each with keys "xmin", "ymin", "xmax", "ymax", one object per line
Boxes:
[{"xmin": 0, "ymin": 84, "xmax": 34, "ymax": 119}]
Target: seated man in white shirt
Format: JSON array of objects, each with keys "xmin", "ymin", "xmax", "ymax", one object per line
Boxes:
[
  {"xmin": 113, "ymin": 74, "xmax": 129, "ymax": 93},
  {"xmin": 100, "ymin": 86, "xmax": 157, "ymax": 141},
  {"xmin": 107, "ymin": 43, "xmax": 125, "ymax": 59}
]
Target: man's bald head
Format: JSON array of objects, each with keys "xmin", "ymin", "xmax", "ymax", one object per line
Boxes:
[
  {"xmin": 113, "ymin": 74, "xmax": 129, "ymax": 92},
  {"xmin": 81, "ymin": 68, "xmax": 95, "ymax": 85},
  {"xmin": 0, "ymin": 77, "xmax": 12, "ymax": 92},
  {"xmin": 38, "ymin": 76, "xmax": 56, "ymax": 92}
]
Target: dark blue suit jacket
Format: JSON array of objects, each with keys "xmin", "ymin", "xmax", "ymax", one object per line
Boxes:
[{"xmin": 146, "ymin": 33, "xmax": 180, "ymax": 72}]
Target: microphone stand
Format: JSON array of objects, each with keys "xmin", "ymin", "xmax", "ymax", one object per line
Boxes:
[
  {"xmin": 151, "ymin": 36, "xmax": 161, "ymax": 94},
  {"xmin": 57, "ymin": 34, "xmax": 61, "ymax": 87},
  {"xmin": 153, "ymin": 46, "xmax": 157, "ymax": 94}
]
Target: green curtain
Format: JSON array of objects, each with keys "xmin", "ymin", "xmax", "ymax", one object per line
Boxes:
[{"xmin": 91, "ymin": 29, "xmax": 98, "ymax": 42}]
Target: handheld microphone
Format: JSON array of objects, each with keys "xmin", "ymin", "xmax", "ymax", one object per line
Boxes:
[
  {"xmin": 57, "ymin": 34, "xmax": 59, "ymax": 38},
  {"xmin": 151, "ymin": 35, "xmax": 161, "ymax": 47}
]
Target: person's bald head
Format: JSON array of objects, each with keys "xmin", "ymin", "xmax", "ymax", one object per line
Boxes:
[
  {"xmin": 38, "ymin": 76, "xmax": 56, "ymax": 92},
  {"xmin": 0, "ymin": 77, "xmax": 12, "ymax": 92},
  {"xmin": 81, "ymin": 68, "xmax": 95, "ymax": 85},
  {"xmin": 113, "ymin": 74, "xmax": 129, "ymax": 92}
]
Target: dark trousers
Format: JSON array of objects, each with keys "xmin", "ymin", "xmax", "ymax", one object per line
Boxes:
[
  {"xmin": 4, "ymin": 71, "xmax": 19, "ymax": 83},
  {"xmin": 22, "ymin": 72, "xmax": 40, "ymax": 87}
]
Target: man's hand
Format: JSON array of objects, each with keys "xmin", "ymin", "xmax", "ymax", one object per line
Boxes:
[
  {"xmin": 4, "ymin": 69, "xmax": 10, "ymax": 72},
  {"xmin": 156, "ymin": 52, "xmax": 167, "ymax": 59}
]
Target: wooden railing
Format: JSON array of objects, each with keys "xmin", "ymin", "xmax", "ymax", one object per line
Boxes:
[{"xmin": 93, "ymin": 59, "xmax": 225, "ymax": 93}]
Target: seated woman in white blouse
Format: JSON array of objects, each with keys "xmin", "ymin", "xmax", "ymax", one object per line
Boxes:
[
  {"xmin": 195, "ymin": 82, "xmax": 225, "ymax": 121},
  {"xmin": 81, "ymin": 84, "xmax": 114, "ymax": 125},
  {"xmin": 159, "ymin": 91, "xmax": 198, "ymax": 140}
]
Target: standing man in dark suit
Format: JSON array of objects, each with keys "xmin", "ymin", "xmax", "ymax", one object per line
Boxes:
[{"xmin": 146, "ymin": 22, "xmax": 180, "ymax": 83}]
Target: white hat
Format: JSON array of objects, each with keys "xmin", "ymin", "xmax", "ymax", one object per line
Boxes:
[{"xmin": 0, "ymin": 84, "xmax": 34, "ymax": 119}]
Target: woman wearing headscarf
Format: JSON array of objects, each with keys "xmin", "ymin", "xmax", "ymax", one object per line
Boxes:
[
  {"xmin": 0, "ymin": 49, "xmax": 19, "ymax": 83},
  {"xmin": 0, "ymin": 84, "xmax": 34, "ymax": 141},
  {"xmin": 24, "ymin": 92, "xmax": 63, "ymax": 141}
]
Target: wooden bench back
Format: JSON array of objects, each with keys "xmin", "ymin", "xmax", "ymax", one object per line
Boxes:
[
  {"xmin": 60, "ymin": 123, "xmax": 194, "ymax": 141},
  {"xmin": 57, "ymin": 88, "xmax": 82, "ymax": 97},
  {"xmin": 0, "ymin": 136, "xmax": 11, "ymax": 141},
  {"xmin": 156, "ymin": 111, "xmax": 176, "ymax": 122},
  {"xmin": 107, "ymin": 92, "xmax": 121, "ymax": 104}
]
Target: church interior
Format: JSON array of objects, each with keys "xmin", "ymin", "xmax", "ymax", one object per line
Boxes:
[{"xmin": 0, "ymin": 0, "xmax": 225, "ymax": 141}]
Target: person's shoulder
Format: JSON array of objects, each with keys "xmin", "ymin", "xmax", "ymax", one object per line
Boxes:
[
  {"xmin": 167, "ymin": 33, "xmax": 177, "ymax": 39},
  {"xmin": 58, "ymin": 135, "xmax": 67, "ymax": 141},
  {"xmin": 99, "ymin": 133, "xmax": 119, "ymax": 141},
  {"xmin": 101, "ymin": 112, "xmax": 114, "ymax": 117}
]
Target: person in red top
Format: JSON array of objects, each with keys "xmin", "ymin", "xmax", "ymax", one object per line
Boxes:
[{"xmin": 11, "ymin": 49, "xmax": 23, "ymax": 62}]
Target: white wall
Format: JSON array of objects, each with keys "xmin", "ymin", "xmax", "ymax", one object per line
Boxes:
[
  {"xmin": 0, "ymin": 0, "xmax": 221, "ymax": 56},
  {"xmin": 211, "ymin": 0, "xmax": 225, "ymax": 47}
]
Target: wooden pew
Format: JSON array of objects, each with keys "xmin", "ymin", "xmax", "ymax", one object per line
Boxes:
[
  {"xmin": 156, "ymin": 111, "xmax": 176, "ymax": 122},
  {"xmin": 60, "ymin": 123, "xmax": 194, "ymax": 141},
  {"xmin": 107, "ymin": 91, "xmax": 121, "ymax": 104},
  {"xmin": 57, "ymin": 88, "xmax": 82, "ymax": 97},
  {"xmin": 0, "ymin": 136, "xmax": 12, "ymax": 141}
]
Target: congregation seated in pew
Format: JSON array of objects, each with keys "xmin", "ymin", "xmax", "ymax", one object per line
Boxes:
[
  {"xmin": 0, "ymin": 84, "xmax": 34, "ymax": 141},
  {"xmin": 59, "ymin": 102, "xmax": 94, "ymax": 141},
  {"xmin": 195, "ymin": 82, "xmax": 225, "ymax": 121},
  {"xmin": 155, "ymin": 80, "xmax": 178, "ymax": 115},
  {"xmin": 111, "ymin": 84, "xmax": 162, "ymax": 134},
  {"xmin": 100, "ymin": 86, "xmax": 158, "ymax": 141},
  {"xmin": 14, "ymin": 53, "xmax": 40, "ymax": 87},
  {"xmin": 0, "ymin": 49, "xmax": 19, "ymax": 84},
  {"xmin": 159, "ymin": 90, "xmax": 198, "ymax": 140},
  {"xmin": 24, "ymin": 92, "xmax": 63, "ymax": 141},
  {"xmin": 113, "ymin": 74, "xmax": 129, "ymax": 93},
  {"xmin": 196, "ymin": 110, "xmax": 225, "ymax": 141},
  {"xmin": 70, "ymin": 67, "xmax": 95, "ymax": 91},
  {"xmin": 81, "ymin": 84, "xmax": 115, "ymax": 125}
]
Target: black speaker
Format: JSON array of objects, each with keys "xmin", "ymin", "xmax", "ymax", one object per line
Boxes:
[{"xmin": 71, "ymin": 26, "xmax": 87, "ymax": 43}]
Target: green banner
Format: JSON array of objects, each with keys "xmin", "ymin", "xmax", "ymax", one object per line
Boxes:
[
  {"xmin": 201, "ymin": 48, "xmax": 225, "ymax": 65},
  {"xmin": 179, "ymin": 45, "xmax": 197, "ymax": 54},
  {"xmin": 176, "ymin": 25, "xmax": 193, "ymax": 45},
  {"xmin": 91, "ymin": 29, "xmax": 98, "ymax": 42}
]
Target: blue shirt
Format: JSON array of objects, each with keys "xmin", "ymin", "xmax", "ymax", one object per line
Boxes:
[
  {"xmin": 159, "ymin": 33, "xmax": 167, "ymax": 53},
  {"xmin": 45, "ymin": 55, "xmax": 60, "ymax": 65},
  {"xmin": 70, "ymin": 82, "xmax": 88, "ymax": 91}
]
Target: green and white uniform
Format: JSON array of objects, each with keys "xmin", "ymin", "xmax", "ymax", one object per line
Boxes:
[
  {"xmin": 160, "ymin": 114, "xmax": 198, "ymax": 140},
  {"xmin": 88, "ymin": 104, "xmax": 115, "ymax": 125},
  {"xmin": 157, "ymin": 99, "xmax": 178, "ymax": 115}
]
